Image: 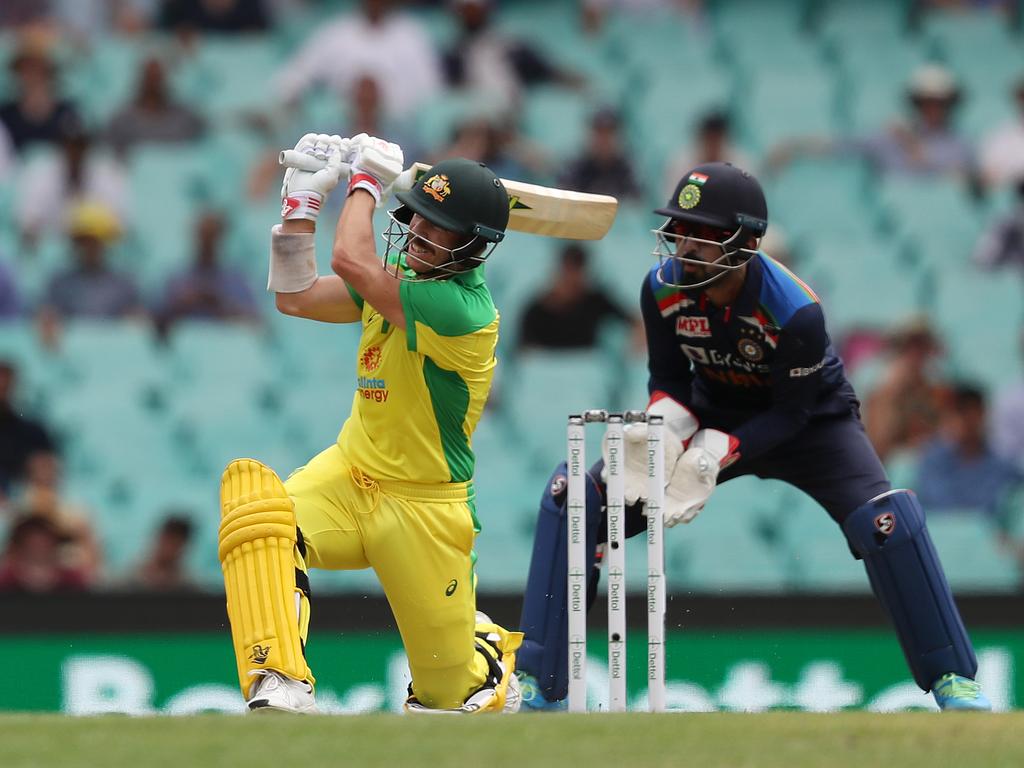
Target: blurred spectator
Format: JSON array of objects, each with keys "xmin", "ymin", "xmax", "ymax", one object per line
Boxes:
[
  {"xmin": 0, "ymin": 37, "xmax": 81, "ymax": 152},
  {"xmin": 0, "ymin": 515, "xmax": 88, "ymax": 593},
  {"xmin": 979, "ymin": 76, "xmax": 1024, "ymax": 189},
  {"xmin": 133, "ymin": 515, "xmax": 195, "ymax": 590},
  {"xmin": 11, "ymin": 451, "xmax": 102, "ymax": 583},
  {"xmin": 40, "ymin": 202, "xmax": 145, "ymax": 321},
  {"xmin": 443, "ymin": 0, "xmax": 583, "ymax": 111},
  {"xmin": 158, "ymin": 211, "xmax": 259, "ymax": 333},
  {"xmin": 273, "ymin": 0, "xmax": 442, "ymax": 120},
  {"xmin": 0, "ymin": 124, "xmax": 14, "ymax": 181},
  {"xmin": 991, "ymin": 330, "xmax": 1024, "ymax": 469},
  {"xmin": 0, "ymin": 360, "xmax": 55, "ymax": 495},
  {"xmin": 437, "ymin": 116, "xmax": 546, "ymax": 183},
  {"xmin": 16, "ymin": 120, "xmax": 130, "ymax": 247},
  {"xmin": 973, "ymin": 178, "xmax": 1024, "ymax": 271},
  {"xmin": 864, "ymin": 317, "xmax": 949, "ymax": 462},
  {"xmin": 107, "ymin": 56, "xmax": 206, "ymax": 154},
  {"xmin": 663, "ymin": 110, "xmax": 753, "ymax": 199},
  {"xmin": 0, "ymin": 2, "xmax": 52, "ymax": 28},
  {"xmin": 769, "ymin": 65, "xmax": 973, "ymax": 178},
  {"xmin": 559, "ymin": 108, "xmax": 641, "ymax": 199},
  {"xmin": 53, "ymin": 0, "xmax": 154, "ymax": 41},
  {"xmin": 519, "ymin": 243, "xmax": 634, "ymax": 350},
  {"xmin": 247, "ymin": 74, "xmax": 418, "ymax": 200},
  {"xmin": 0, "ymin": 261, "xmax": 21, "ymax": 319},
  {"xmin": 158, "ymin": 0, "xmax": 270, "ymax": 33},
  {"xmin": 914, "ymin": 383, "xmax": 1021, "ymax": 515}
]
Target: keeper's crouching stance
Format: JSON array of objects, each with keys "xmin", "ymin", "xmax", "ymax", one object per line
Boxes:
[
  {"xmin": 516, "ymin": 162, "xmax": 990, "ymax": 712},
  {"xmin": 219, "ymin": 133, "xmax": 522, "ymax": 713}
]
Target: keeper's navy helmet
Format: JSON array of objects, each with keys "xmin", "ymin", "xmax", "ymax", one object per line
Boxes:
[{"xmin": 653, "ymin": 162, "xmax": 768, "ymax": 290}]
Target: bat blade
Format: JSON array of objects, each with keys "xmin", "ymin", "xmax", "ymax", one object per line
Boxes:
[{"xmin": 279, "ymin": 152, "xmax": 618, "ymax": 240}]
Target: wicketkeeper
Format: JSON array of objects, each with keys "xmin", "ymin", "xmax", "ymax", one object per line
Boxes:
[
  {"xmin": 218, "ymin": 133, "xmax": 522, "ymax": 713},
  {"xmin": 516, "ymin": 161, "xmax": 991, "ymax": 712}
]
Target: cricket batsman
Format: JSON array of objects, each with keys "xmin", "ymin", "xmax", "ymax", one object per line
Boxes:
[
  {"xmin": 218, "ymin": 132, "xmax": 523, "ymax": 713},
  {"xmin": 515, "ymin": 161, "xmax": 991, "ymax": 712}
]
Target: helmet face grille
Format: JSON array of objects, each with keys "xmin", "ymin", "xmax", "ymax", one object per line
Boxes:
[
  {"xmin": 651, "ymin": 222, "xmax": 760, "ymax": 290},
  {"xmin": 381, "ymin": 210, "xmax": 498, "ymax": 282}
]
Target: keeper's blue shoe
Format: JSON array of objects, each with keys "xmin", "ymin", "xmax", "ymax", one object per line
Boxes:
[
  {"xmin": 517, "ymin": 672, "xmax": 567, "ymax": 712},
  {"xmin": 931, "ymin": 673, "xmax": 992, "ymax": 711}
]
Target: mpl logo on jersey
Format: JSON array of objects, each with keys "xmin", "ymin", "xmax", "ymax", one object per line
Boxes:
[
  {"xmin": 358, "ymin": 345, "xmax": 389, "ymax": 402},
  {"xmin": 677, "ymin": 316, "xmax": 712, "ymax": 338}
]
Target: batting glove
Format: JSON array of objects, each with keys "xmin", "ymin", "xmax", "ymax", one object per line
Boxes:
[
  {"xmin": 662, "ymin": 429, "xmax": 739, "ymax": 527},
  {"xmin": 347, "ymin": 133, "xmax": 404, "ymax": 207},
  {"xmin": 280, "ymin": 133, "xmax": 350, "ymax": 222}
]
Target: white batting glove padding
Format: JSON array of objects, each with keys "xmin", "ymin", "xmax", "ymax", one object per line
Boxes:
[
  {"xmin": 280, "ymin": 133, "xmax": 350, "ymax": 221},
  {"xmin": 661, "ymin": 429, "xmax": 740, "ymax": 527},
  {"xmin": 608, "ymin": 392, "xmax": 698, "ymax": 505},
  {"xmin": 347, "ymin": 133, "xmax": 405, "ymax": 207}
]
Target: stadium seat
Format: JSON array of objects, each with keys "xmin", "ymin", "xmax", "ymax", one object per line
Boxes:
[
  {"xmin": 926, "ymin": 511, "xmax": 1021, "ymax": 592},
  {"xmin": 931, "ymin": 267, "xmax": 1023, "ymax": 392},
  {"xmin": 502, "ymin": 349, "xmax": 616, "ymax": 470}
]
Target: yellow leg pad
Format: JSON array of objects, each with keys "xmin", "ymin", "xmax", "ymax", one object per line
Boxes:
[
  {"xmin": 218, "ymin": 458, "xmax": 313, "ymax": 697},
  {"xmin": 474, "ymin": 621, "xmax": 525, "ymax": 713}
]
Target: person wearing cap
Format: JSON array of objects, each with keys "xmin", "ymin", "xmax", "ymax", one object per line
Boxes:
[
  {"xmin": 41, "ymin": 201, "xmax": 143, "ymax": 321},
  {"xmin": 514, "ymin": 161, "xmax": 991, "ymax": 712},
  {"xmin": 217, "ymin": 132, "xmax": 523, "ymax": 715},
  {"xmin": 768, "ymin": 64, "xmax": 973, "ymax": 178}
]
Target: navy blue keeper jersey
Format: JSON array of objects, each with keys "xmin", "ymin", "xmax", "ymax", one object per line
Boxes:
[{"xmin": 640, "ymin": 252, "xmax": 858, "ymax": 462}]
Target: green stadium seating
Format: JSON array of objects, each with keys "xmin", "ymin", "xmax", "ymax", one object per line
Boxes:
[
  {"xmin": 927, "ymin": 511, "xmax": 1021, "ymax": 592},
  {"xmin": 930, "ymin": 267, "xmax": 1023, "ymax": 392}
]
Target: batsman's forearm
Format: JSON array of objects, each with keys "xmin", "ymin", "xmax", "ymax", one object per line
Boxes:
[{"xmin": 331, "ymin": 190, "xmax": 377, "ymax": 280}]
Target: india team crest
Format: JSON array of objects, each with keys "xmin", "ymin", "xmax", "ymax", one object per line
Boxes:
[
  {"xmin": 678, "ymin": 183, "xmax": 701, "ymax": 209},
  {"xmin": 422, "ymin": 173, "xmax": 452, "ymax": 202},
  {"xmin": 737, "ymin": 338, "xmax": 764, "ymax": 362},
  {"xmin": 360, "ymin": 345, "xmax": 383, "ymax": 372}
]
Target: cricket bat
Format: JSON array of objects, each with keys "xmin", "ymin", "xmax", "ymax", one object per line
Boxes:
[{"xmin": 280, "ymin": 150, "xmax": 618, "ymax": 241}]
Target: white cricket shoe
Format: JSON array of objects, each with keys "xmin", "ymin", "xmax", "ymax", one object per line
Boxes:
[{"xmin": 246, "ymin": 670, "xmax": 317, "ymax": 713}]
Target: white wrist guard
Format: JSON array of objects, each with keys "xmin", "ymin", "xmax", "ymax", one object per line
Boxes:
[
  {"xmin": 268, "ymin": 224, "xmax": 318, "ymax": 293},
  {"xmin": 281, "ymin": 190, "xmax": 323, "ymax": 221}
]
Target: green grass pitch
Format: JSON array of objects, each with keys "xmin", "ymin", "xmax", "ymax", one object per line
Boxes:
[
  {"xmin": 2, "ymin": 712, "xmax": 1022, "ymax": 768},
  {"xmin": 2, "ymin": 716, "xmax": 1024, "ymax": 768}
]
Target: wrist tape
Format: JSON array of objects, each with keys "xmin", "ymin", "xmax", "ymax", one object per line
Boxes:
[{"xmin": 268, "ymin": 224, "xmax": 318, "ymax": 293}]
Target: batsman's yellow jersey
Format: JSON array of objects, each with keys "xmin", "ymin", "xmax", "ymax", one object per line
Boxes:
[{"xmin": 338, "ymin": 266, "xmax": 499, "ymax": 485}]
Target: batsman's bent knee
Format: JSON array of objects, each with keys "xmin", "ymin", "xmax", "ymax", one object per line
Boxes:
[
  {"xmin": 842, "ymin": 489, "xmax": 976, "ymax": 690},
  {"xmin": 219, "ymin": 458, "xmax": 314, "ymax": 697}
]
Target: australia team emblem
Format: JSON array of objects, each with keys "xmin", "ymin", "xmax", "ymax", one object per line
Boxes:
[{"xmin": 423, "ymin": 173, "xmax": 451, "ymax": 202}]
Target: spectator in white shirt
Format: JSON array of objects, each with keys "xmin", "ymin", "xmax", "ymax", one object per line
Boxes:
[
  {"xmin": 272, "ymin": 0, "xmax": 443, "ymax": 120},
  {"xmin": 979, "ymin": 76, "xmax": 1024, "ymax": 190}
]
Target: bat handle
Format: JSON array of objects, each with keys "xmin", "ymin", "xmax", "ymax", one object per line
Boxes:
[{"xmin": 279, "ymin": 150, "xmax": 417, "ymax": 193}]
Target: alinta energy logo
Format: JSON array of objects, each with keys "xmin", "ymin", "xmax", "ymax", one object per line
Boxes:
[{"xmin": 358, "ymin": 345, "xmax": 389, "ymax": 403}]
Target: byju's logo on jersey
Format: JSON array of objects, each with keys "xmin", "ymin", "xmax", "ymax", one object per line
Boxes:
[{"xmin": 677, "ymin": 316, "xmax": 712, "ymax": 338}]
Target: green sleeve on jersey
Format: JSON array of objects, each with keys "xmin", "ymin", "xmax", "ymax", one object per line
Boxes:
[
  {"xmin": 345, "ymin": 282, "xmax": 364, "ymax": 310},
  {"xmin": 399, "ymin": 277, "xmax": 496, "ymax": 352}
]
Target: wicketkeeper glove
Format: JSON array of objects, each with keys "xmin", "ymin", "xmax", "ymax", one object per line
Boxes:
[
  {"xmin": 662, "ymin": 429, "xmax": 740, "ymax": 527},
  {"xmin": 280, "ymin": 133, "xmax": 350, "ymax": 222},
  {"xmin": 603, "ymin": 391, "xmax": 699, "ymax": 505}
]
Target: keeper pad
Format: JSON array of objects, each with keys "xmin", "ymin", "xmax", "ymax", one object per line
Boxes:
[
  {"xmin": 219, "ymin": 458, "xmax": 313, "ymax": 696},
  {"xmin": 842, "ymin": 489, "xmax": 977, "ymax": 690}
]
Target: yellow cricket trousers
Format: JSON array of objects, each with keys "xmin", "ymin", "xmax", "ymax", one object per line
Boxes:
[{"xmin": 285, "ymin": 443, "xmax": 490, "ymax": 708}]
